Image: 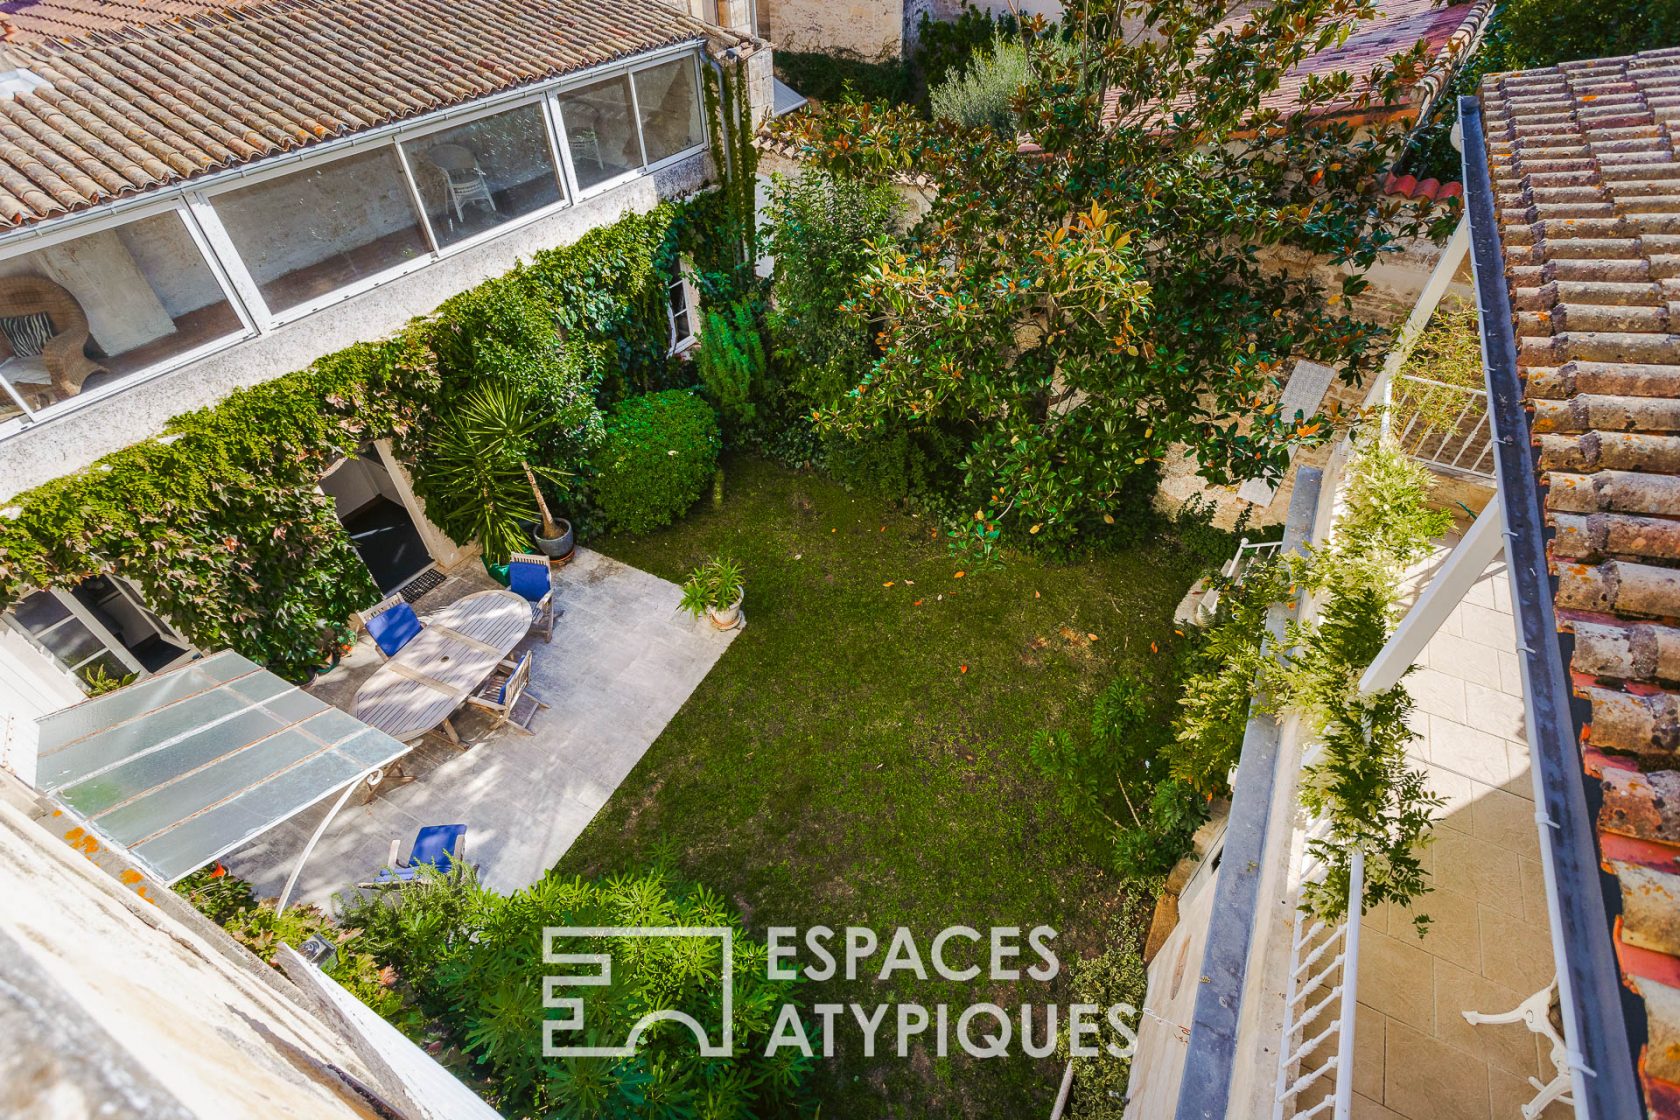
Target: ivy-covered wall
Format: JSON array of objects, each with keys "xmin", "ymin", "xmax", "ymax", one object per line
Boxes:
[{"xmin": 0, "ymin": 204, "xmax": 687, "ymax": 683}]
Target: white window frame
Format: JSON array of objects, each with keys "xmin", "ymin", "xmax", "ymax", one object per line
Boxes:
[
  {"xmin": 395, "ymin": 96, "xmax": 573, "ymax": 259},
  {"xmin": 190, "ymin": 138, "xmax": 441, "ymax": 330},
  {"xmin": 0, "ymin": 197, "xmax": 259, "ymax": 438},
  {"xmin": 0, "ymin": 41, "xmax": 712, "ymax": 438},
  {"xmin": 4, "ymin": 577, "xmax": 194, "ymax": 687},
  {"xmin": 668, "ymin": 260, "xmax": 698, "ymax": 354}
]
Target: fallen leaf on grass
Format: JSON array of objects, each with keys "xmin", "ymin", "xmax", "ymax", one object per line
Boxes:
[
  {"xmin": 959, "ymin": 665, "xmax": 969, "ymax": 674},
  {"xmin": 954, "ymin": 571, "xmax": 966, "ymax": 579},
  {"xmin": 884, "ymin": 581, "xmax": 895, "ymax": 587}
]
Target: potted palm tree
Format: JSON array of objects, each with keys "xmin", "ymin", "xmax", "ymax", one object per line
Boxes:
[
  {"xmin": 419, "ymin": 381, "xmax": 570, "ymax": 580},
  {"xmin": 525, "ymin": 461, "xmax": 573, "ymax": 560},
  {"xmin": 679, "ymin": 556, "xmax": 744, "ymax": 630}
]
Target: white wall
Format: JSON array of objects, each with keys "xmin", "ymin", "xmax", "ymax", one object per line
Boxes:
[
  {"xmin": 0, "ymin": 630, "xmax": 79, "ymax": 786},
  {"xmin": 0, "ymin": 770, "xmax": 442, "ymax": 1120}
]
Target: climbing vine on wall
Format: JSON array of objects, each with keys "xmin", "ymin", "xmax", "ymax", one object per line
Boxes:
[{"xmin": 0, "ymin": 204, "xmax": 686, "ymax": 683}]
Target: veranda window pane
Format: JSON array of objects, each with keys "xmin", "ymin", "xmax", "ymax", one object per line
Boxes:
[
  {"xmin": 556, "ymin": 75, "xmax": 642, "ymax": 191},
  {"xmin": 634, "ymin": 58, "xmax": 706, "ymax": 164},
  {"xmin": 211, "ymin": 148, "xmax": 430, "ymax": 314},
  {"xmin": 401, "ymin": 104, "xmax": 563, "ymax": 248},
  {"xmin": 0, "ymin": 211, "xmax": 242, "ymax": 419}
]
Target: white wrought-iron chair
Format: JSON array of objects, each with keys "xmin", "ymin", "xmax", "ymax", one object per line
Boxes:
[
  {"xmin": 425, "ymin": 144, "xmax": 496, "ymax": 230},
  {"xmin": 1462, "ymin": 978, "xmax": 1575, "ymax": 1119},
  {"xmin": 466, "ymin": 650, "xmax": 547, "ymax": 735}
]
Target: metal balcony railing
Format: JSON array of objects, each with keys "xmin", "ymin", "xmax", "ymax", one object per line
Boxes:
[
  {"xmin": 1273, "ymin": 818, "xmax": 1366, "ymax": 1120},
  {"xmin": 1390, "ymin": 374, "xmax": 1496, "ymax": 482}
]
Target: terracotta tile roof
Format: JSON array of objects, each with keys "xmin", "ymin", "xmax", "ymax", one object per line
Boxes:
[
  {"xmin": 1102, "ymin": 0, "xmax": 1492, "ymax": 128},
  {"xmin": 1481, "ymin": 44, "xmax": 1680, "ymax": 1117},
  {"xmin": 1382, "ymin": 170, "xmax": 1462, "ymax": 202},
  {"xmin": 0, "ymin": 0, "xmax": 260, "ymax": 46},
  {"xmin": 0, "ymin": 0, "xmax": 750, "ymax": 230}
]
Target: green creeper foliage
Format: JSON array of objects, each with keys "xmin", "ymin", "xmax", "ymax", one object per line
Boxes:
[
  {"xmin": 337, "ymin": 863, "xmax": 813, "ymax": 1118},
  {"xmin": 1164, "ymin": 440, "xmax": 1449, "ymax": 928},
  {"xmin": 590, "ymin": 391, "xmax": 722, "ymax": 535}
]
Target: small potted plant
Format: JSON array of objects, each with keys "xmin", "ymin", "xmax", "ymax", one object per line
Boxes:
[{"xmin": 679, "ymin": 556, "xmax": 744, "ymax": 630}]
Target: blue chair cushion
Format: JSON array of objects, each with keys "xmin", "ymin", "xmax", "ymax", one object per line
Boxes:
[
  {"xmin": 508, "ymin": 558, "xmax": 550, "ymax": 604},
  {"xmin": 366, "ymin": 602, "xmax": 421, "ymax": 657},
  {"xmin": 409, "ymin": 824, "xmax": 467, "ymax": 873}
]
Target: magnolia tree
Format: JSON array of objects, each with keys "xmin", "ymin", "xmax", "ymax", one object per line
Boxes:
[{"xmin": 772, "ymin": 0, "xmax": 1454, "ymax": 548}]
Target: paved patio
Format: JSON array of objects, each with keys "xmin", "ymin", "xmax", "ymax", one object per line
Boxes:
[
  {"xmin": 1351, "ymin": 535, "xmax": 1569, "ymax": 1120},
  {"xmin": 225, "ymin": 548, "xmax": 737, "ymax": 906}
]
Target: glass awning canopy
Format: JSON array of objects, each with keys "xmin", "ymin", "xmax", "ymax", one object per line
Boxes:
[{"xmin": 35, "ymin": 650, "xmax": 409, "ymax": 884}]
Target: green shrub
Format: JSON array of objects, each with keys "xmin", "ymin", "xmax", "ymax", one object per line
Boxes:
[
  {"xmin": 174, "ymin": 865, "xmax": 255, "ymax": 925},
  {"xmin": 929, "ymin": 36, "xmax": 1033, "ymax": 133},
  {"xmin": 338, "ymin": 863, "xmax": 813, "ymax": 1118},
  {"xmin": 1061, "ymin": 898, "xmax": 1150, "ymax": 1119},
  {"xmin": 697, "ymin": 298, "xmax": 764, "ymax": 431},
  {"xmin": 590, "ymin": 390, "xmax": 721, "ymax": 534},
  {"xmin": 173, "ymin": 866, "xmax": 414, "ymax": 1029},
  {"xmin": 1031, "ymin": 674, "xmax": 1208, "ymax": 885}
]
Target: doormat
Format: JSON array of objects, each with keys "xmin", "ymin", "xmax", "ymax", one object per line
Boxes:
[{"xmin": 397, "ymin": 567, "xmax": 446, "ymax": 604}]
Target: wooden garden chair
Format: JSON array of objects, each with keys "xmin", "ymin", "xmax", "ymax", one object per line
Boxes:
[{"xmin": 466, "ymin": 650, "xmax": 547, "ymax": 735}]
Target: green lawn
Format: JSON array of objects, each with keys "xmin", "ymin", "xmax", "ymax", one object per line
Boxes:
[{"xmin": 556, "ymin": 456, "xmax": 1201, "ymax": 1117}]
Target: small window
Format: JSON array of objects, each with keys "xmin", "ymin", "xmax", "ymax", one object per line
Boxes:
[
  {"xmin": 5, "ymin": 577, "xmax": 191, "ymax": 690},
  {"xmin": 668, "ymin": 276, "xmax": 694, "ymax": 352}
]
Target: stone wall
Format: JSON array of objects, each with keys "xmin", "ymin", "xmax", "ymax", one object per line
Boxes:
[{"xmin": 764, "ymin": 0, "xmax": 905, "ymax": 57}]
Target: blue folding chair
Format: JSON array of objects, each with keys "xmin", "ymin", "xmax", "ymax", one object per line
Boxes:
[
  {"xmin": 360, "ymin": 593, "xmax": 423, "ymax": 659},
  {"xmin": 507, "ymin": 552, "xmax": 556, "ymax": 642},
  {"xmin": 360, "ymin": 824, "xmax": 468, "ymax": 887}
]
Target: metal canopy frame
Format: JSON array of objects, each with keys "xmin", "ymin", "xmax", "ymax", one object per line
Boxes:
[{"xmin": 34, "ymin": 650, "xmax": 411, "ymax": 889}]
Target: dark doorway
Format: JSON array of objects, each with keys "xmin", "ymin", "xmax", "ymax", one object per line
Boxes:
[{"xmin": 322, "ymin": 450, "xmax": 433, "ymax": 595}]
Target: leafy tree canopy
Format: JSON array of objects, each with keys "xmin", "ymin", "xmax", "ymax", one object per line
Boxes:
[{"xmin": 772, "ymin": 0, "xmax": 1455, "ymax": 544}]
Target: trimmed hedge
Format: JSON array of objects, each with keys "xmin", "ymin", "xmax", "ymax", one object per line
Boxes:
[{"xmin": 590, "ymin": 390, "xmax": 721, "ymax": 535}]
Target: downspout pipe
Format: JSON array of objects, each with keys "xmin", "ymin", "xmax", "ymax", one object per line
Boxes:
[{"xmin": 1459, "ymin": 93, "xmax": 1643, "ymax": 1120}]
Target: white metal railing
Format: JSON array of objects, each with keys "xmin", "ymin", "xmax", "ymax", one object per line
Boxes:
[
  {"xmin": 1273, "ymin": 817, "xmax": 1366, "ymax": 1120},
  {"xmin": 1391, "ymin": 374, "xmax": 1496, "ymax": 480},
  {"xmin": 1195, "ymin": 537, "xmax": 1285, "ymax": 624},
  {"xmin": 1224, "ymin": 536, "xmax": 1284, "ymax": 580}
]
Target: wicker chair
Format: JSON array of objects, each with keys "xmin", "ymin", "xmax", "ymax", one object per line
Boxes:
[{"xmin": 0, "ymin": 275, "xmax": 105, "ymax": 406}]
